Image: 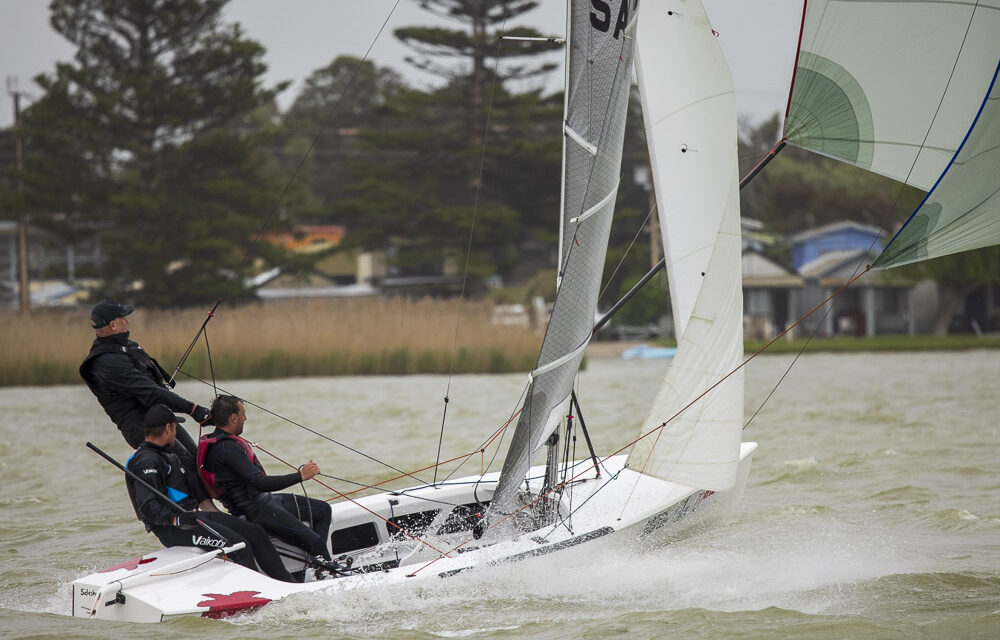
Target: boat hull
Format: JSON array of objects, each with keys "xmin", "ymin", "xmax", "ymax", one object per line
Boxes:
[{"xmin": 70, "ymin": 442, "xmax": 756, "ymax": 622}]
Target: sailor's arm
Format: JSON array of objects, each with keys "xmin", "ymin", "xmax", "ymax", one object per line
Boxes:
[{"xmin": 219, "ymin": 443, "xmax": 310, "ymax": 492}]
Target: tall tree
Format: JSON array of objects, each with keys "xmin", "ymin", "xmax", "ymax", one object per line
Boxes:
[
  {"xmin": 18, "ymin": 0, "xmax": 280, "ymax": 306},
  {"xmin": 280, "ymin": 56, "xmax": 406, "ymax": 214},
  {"xmin": 326, "ymin": 1, "xmax": 563, "ymax": 281},
  {"xmin": 395, "ymin": 0, "xmax": 559, "ymax": 191}
]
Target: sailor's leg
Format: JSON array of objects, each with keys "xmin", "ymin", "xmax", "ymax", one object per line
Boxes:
[
  {"xmin": 199, "ymin": 512, "xmax": 296, "ymax": 583},
  {"xmin": 276, "ymin": 493, "xmax": 332, "ymax": 542},
  {"xmin": 151, "ymin": 521, "xmax": 256, "ymax": 571},
  {"xmin": 250, "ymin": 494, "xmax": 331, "ymax": 560}
]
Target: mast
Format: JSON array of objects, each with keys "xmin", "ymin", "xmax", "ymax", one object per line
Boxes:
[
  {"xmin": 490, "ymin": 0, "xmax": 639, "ymax": 517},
  {"xmin": 556, "ymin": 0, "xmax": 572, "ymax": 286}
]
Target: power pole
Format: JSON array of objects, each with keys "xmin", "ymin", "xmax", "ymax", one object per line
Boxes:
[{"xmin": 7, "ymin": 77, "xmax": 29, "ymax": 315}]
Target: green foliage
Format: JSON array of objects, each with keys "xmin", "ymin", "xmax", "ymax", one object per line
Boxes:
[
  {"xmin": 613, "ymin": 271, "xmax": 668, "ymax": 326},
  {"xmin": 328, "ymin": 59, "xmax": 561, "ymax": 279},
  {"xmin": 280, "ymin": 56, "xmax": 406, "ymax": 216},
  {"xmin": 744, "ymin": 333, "xmax": 1000, "ymax": 354},
  {"xmin": 18, "ymin": 0, "xmax": 280, "ymax": 306}
]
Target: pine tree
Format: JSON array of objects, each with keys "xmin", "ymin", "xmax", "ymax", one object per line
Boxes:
[
  {"xmin": 18, "ymin": 0, "xmax": 280, "ymax": 306},
  {"xmin": 395, "ymin": 0, "xmax": 559, "ymax": 191}
]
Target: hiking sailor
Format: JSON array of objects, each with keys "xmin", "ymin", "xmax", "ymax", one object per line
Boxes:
[
  {"xmin": 199, "ymin": 394, "xmax": 334, "ymax": 565},
  {"xmin": 126, "ymin": 404, "xmax": 297, "ymax": 583},
  {"xmin": 80, "ymin": 301, "xmax": 211, "ymax": 457}
]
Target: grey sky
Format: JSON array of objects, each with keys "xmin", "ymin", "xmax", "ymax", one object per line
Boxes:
[{"xmin": 0, "ymin": 1, "xmax": 802, "ymax": 129}]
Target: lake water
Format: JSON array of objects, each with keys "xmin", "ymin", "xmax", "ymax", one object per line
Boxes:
[{"xmin": 1, "ymin": 351, "xmax": 998, "ymax": 639}]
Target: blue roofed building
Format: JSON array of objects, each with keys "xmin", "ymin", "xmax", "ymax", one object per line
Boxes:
[{"xmin": 790, "ymin": 221, "xmax": 884, "ymax": 271}]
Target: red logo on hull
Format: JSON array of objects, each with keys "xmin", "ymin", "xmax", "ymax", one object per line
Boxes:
[{"xmin": 198, "ymin": 591, "xmax": 273, "ymax": 619}]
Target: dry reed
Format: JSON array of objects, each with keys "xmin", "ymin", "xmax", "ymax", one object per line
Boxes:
[{"xmin": 0, "ymin": 298, "xmax": 542, "ymax": 386}]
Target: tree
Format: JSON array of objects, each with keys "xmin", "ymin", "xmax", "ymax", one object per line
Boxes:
[
  {"xmin": 395, "ymin": 0, "xmax": 559, "ymax": 191},
  {"xmin": 18, "ymin": 0, "xmax": 281, "ymax": 306},
  {"xmin": 280, "ymin": 56, "xmax": 407, "ymax": 215},
  {"xmin": 323, "ymin": 1, "xmax": 564, "ymax": 281}
]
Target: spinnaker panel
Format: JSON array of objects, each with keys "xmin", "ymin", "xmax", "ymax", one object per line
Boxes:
[
  {"xmin": 874, "ymin": 63, "xmax": 1000, "ymax": 269},
  {"xmin": 785, "ymin": 0, "xmax": 1000, "ymax": 190}
]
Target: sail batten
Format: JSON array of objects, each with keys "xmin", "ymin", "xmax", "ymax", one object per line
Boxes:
[{"xmin": 491, "ymin": 0, "xmax": 638, "ymax": 514}]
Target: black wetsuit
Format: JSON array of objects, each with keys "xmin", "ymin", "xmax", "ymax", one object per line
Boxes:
[
  {"xmin": 201, "ymin": 430, "xmax": 332, "ymax": 560},
  {"xmin": 80, "ymin": 332, "xmax": 198, "ymax": 455},
  {"xmin": 126, "ymin": 440, "xmax": 295, "ymax": 582}
]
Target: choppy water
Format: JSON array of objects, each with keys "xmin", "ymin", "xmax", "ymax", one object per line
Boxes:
[{"xmin": 1, "ymin": 351, "xmax": 998, "ymax": 639}]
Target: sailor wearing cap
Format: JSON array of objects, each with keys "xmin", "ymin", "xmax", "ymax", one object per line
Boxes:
[{"xmin": 80, "ymin": 301, "xmax": 211, "ymax": 456}]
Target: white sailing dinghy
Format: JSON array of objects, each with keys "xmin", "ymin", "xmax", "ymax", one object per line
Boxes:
[
  {"xmin": 70, "ymin": 0, "xmax": 1000, "ymax": 623},
  {"xmin": 66, "ymin": 0, "xmax": 858, "ymax": 622}
]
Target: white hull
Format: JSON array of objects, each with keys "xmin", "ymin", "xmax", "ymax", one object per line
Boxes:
[{"xmin": 71, "ymin": 442, "xmax": 757, "ymax": 622}]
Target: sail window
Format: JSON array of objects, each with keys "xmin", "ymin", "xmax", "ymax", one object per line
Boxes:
[
  {"xmin": 386, "ymin": 509, "xmax": 441, "ymax": 539},
  {"xmin": 331, "ymin": 522, "xmax": 380, "ymax": 554}
]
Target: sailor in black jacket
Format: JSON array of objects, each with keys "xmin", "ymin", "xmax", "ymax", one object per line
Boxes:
[
  {"xmin": 199, "ymin": 394, "xmax": 333, "ymax": 562},
  {"xmin": 80, "ymin": 301, "xmax": 210, "ymax": 455},
  {"xmin": 126, "ymin": 404, "xmax": 296, "ymax": 582}
]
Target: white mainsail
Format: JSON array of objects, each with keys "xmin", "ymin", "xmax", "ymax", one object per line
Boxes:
[
  {"xmin": 785, "ymin": 0, "xmax": 1000, "ymax": 190},
  {"xmin": 627, "ymin": 0, "xmax": 744, "ymax": 490},
  {"xmin": 492, "ymin": 0, "xmax": 638, "ymax": 512}
]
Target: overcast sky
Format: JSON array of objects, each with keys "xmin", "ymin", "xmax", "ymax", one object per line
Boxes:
[{"xmin": 0, "ymin": 1, "xmax": 802, "ymax": 129}]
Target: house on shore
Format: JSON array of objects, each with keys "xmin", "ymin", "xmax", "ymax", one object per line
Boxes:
[{"xmin": 789, "ymin": 221, "xmax": 916, "ymax": 337}]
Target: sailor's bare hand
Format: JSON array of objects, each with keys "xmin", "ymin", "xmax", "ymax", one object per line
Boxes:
[{"xmin": 300, "ymin": 459, "xmax": 320, "ymax": 480}]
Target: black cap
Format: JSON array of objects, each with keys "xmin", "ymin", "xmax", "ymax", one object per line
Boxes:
[
  {"xmin": 143, "ymin": 404, "xmax": 186, "ymax": 430},
  {"xmin": 90, "ymin": 301, "xmax": 135, "ymax": 329}
]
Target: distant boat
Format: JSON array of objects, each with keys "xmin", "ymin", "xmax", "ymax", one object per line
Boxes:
[{"xmin": 621, "ymin": 344, "xmax": 677, "ymax": 360}]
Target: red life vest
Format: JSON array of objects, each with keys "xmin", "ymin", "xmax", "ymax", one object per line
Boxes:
[{"xmin": 197, "ymin": 432, "xmax": 261, "ymax": 499}]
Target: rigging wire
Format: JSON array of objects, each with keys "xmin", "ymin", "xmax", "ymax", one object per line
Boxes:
[
  {"xmin": 178, "ymin": 367, "xmax": 523, "ymax": 507},
  {"xmin": 597, "ymin": 200, "xmax": 656, "ymax": 304},
  {"xmin": 177, "ymin": 370, "xmax": 430, "ymax": 485},
  {"xmin": 433, "ymin": 3, "xmax": 515, "ymax": 484},
  {"xmin": 252, "ymin": 442, "xmax": 454, "ymax": 558}
]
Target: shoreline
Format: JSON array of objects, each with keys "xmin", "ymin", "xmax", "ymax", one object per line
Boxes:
[{"xmin": 5, "ymin": 298, "xmax": 998, "ymax": 387}]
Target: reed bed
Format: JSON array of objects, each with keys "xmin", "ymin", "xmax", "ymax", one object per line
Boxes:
[{"xmin": 0, "ymin": 298, "xmax": 542, "ymax": 387}]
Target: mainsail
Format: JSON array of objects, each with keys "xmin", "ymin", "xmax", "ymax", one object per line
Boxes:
[
  {"xmin": 785, "ymin": 0, "xmax": 1000, "ymax": 190},
  {"xmin": 492, "ymin": 0, "xmax": 638, "ymax": 513},
  {"xmin": 627, "ymin": 0, "xmax": 744, "ymax": 490}
]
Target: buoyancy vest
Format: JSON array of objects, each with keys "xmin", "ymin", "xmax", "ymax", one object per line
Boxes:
[{"xmin": 197, "ymin": 432, "xmax": 265, "ymax": 499}]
